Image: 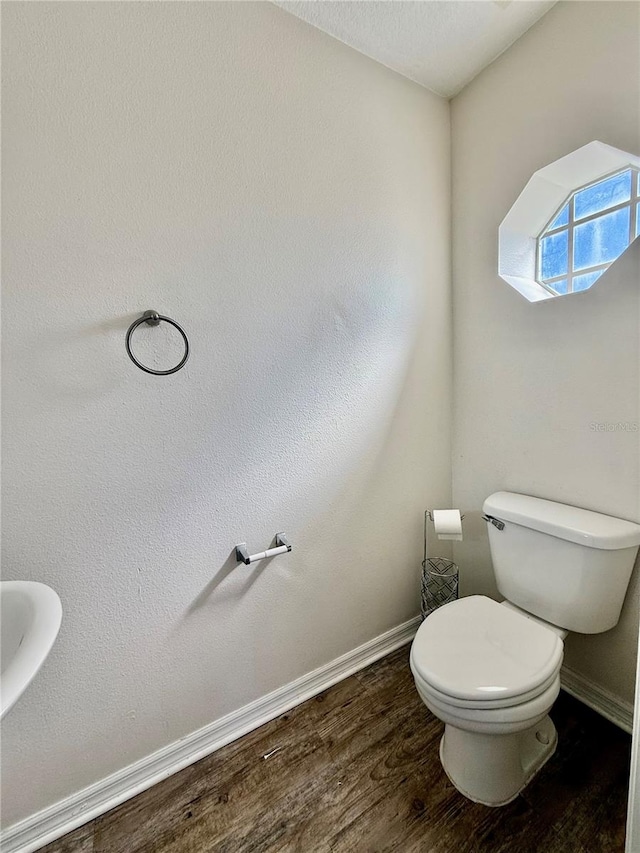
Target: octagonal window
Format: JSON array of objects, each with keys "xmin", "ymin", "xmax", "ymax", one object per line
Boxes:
[{"xmin": 537, "ymin": 167, "xmax": 640, "ymax": 296}]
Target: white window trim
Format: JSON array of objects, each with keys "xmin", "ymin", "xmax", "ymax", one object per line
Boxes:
[{"xmin": 498, "ymin": 141, "xmax": 640, "ymax": 302}]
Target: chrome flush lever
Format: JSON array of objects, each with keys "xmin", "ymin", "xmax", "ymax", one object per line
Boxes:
[{"xmin": 482, "ymin": 514, "xmax": 505, "ymax": 531}]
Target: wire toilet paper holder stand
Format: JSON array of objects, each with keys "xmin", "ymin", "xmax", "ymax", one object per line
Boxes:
[{"xmin": 421, "ymin": 510, "xmax": 463, "ymax": 620}]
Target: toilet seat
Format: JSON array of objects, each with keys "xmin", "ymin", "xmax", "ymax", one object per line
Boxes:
[
  {"xmin": 412, "ymin": 660, "xmax": 562, "ymax": 710},
  {"xmin": 411, "ymin": 595, "xmax": 564, "ymax": 705},
  {"xmin": 415, "ymin": 671, "xmax": 561, "ymax": 733}
]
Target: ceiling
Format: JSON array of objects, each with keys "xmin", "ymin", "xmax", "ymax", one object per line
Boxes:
[{"xmin": 273, "ymin": 1, "xmax": 557, "ymax": 98}]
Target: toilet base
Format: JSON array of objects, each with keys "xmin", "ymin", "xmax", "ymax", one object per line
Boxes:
[{"xmin": 440, "ymin": 714, "xmax": 557, "ymax": 807}]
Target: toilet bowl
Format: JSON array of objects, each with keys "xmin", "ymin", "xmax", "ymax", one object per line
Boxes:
[{"xmin": 411, "ymin": 595, "xmax": 564, "ymax": 805}]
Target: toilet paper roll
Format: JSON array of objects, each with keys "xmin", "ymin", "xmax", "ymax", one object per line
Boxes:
[{"xmin": 432, "ymin": 509, "xmax": 463, "ymax": 541}]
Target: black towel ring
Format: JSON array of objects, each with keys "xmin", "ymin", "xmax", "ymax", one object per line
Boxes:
[{"xmin": 125, "ymin": 310, "xmax": 190, "ymax": 376}]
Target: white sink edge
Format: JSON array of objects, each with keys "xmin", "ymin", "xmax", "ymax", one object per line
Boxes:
[{"xmin": 1, "ymin": 581, "xmax": 63, "ymax": 719}]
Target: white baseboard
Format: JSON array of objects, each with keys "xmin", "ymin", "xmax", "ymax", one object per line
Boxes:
[
  {"xmin": 1, "ymin": 616, "xmax": 421, "ymax": 853},
  {"xmin": 561, "ymin": 664, "xmax": 634, "ymax": 734}
]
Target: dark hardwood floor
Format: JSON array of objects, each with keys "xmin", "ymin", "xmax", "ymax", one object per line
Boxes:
[{"xmin": 39, "ymin": 645, "xmax": 631, "ymax": 853}]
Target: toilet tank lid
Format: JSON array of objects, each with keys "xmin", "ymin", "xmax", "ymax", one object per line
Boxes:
[{"xmin": 483, "ymin": 492, "xmax": 640, "ymax": 550}]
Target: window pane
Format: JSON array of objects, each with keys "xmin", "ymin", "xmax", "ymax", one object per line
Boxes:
[
  {"xmin": 573, "ymin": 270, "xmax": 604, "ymax": 292},
  {"xmin": 540, "ymin": 230, "xmax": 568, "ymax": 280},
  {"xmin": 637, "ymin": 203, "xmax": 640, "ymax": 238},
  {"xmin": 547, "ymin": 203, "xmax": 569, "ymax": 231},
  {"xmin": 548, "ymin": 279, "xmax": 568, "ymax": 295},
  {"xmin": 574, "ymin": 170, "xmax": 631, "ymax": 221},
  {"xmin": 573, "ymin": 207, "xmax": 630, "ymax": 271}
]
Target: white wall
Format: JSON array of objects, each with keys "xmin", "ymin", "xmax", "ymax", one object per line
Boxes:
[
  {"xmin": 1, "ymin": 2, "xmax": 451, "ymax": 827},
  {"xmin": 451, "ymin": 1, "xmax": 640, "ymax": 704}
]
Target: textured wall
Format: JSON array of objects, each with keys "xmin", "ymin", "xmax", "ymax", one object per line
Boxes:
[
  {"xmin": 451, "ymin": 1, "xmax": 640, "ymax": 703},
  {"xmin": 1, "ymin": 1, "xmax": 451, "ymax": 827}
]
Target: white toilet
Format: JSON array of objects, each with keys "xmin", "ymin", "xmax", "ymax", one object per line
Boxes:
[{"xmin": 410, "ymin": 491, "xmax": 640, "ymax": 807}]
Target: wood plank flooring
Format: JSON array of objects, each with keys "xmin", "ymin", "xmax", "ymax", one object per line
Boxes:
[{"xmin": 39, "ymin": 645, "xmax": 631, "ymax": 853}]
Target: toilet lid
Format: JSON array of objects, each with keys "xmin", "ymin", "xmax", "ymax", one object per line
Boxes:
[{"xmin": 411, "ymin": 596, "xmax": 564, "ymax": 702}]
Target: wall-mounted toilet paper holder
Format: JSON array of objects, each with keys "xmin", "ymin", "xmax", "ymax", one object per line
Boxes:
[{"xmin": 235, "ymin": 533, "xmax": 291, "ymax": 565}]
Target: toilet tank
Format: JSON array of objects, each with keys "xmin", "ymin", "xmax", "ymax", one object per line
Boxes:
[{"xmin": 483, "ymin": 492, "xmax": 640, "ymax": 634}]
